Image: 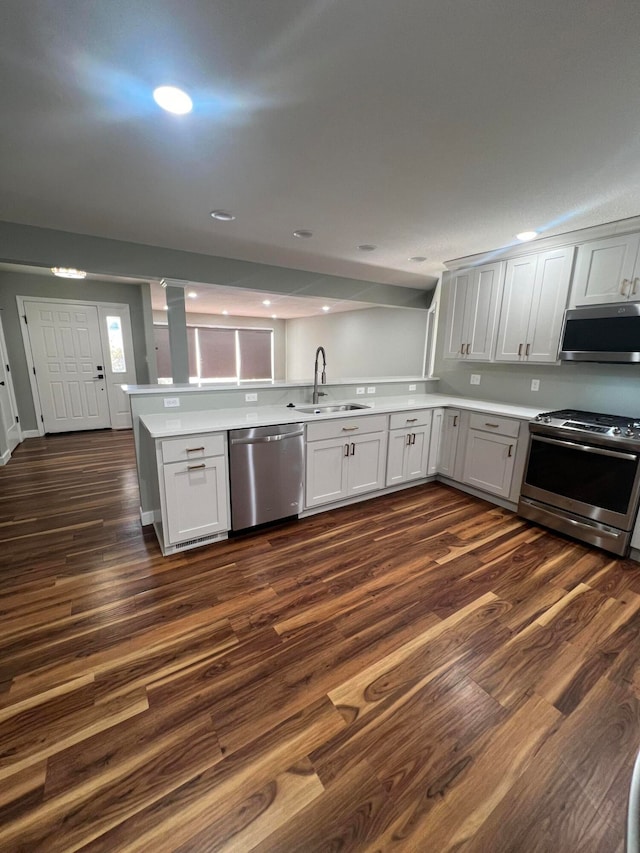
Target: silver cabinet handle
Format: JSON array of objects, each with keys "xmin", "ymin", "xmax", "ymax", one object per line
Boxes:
[
  {"xmin": 466, "ymin": 343, "xmax": 471, "ymax": 355},
  {"xmin": 518, "ymin": 343, "xmax": 523, "ymax": 357},
  {"xmin": 342, "ymin": 426, "xmax": 359, "ymax": 432},
  {"xmin": 187, "ymin": 463, "xmax": 206, "ymax": 470},
  {"xmin": 186, "ymin": 446, "xmax": 205, "ymax": 453},
  {"xmin": 633, "ymin": 277, "xmax": 640, "ymax": 296},
  {"xmin": 621, "ymin": 278, "xmax": 630, "ymax": 296},
  {"xmin": 526, "ymin": 343, "xmax": 530, "ymax": 356}
]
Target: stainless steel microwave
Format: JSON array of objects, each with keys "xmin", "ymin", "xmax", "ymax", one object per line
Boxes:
[{"xmin": 559, "ymin": 302, "xmax": 640, "ymax": 363}]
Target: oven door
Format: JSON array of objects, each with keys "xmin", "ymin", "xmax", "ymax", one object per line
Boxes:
[{"xmin": 521, "ymin": 431, "xmax": 640, "ymax": 531}]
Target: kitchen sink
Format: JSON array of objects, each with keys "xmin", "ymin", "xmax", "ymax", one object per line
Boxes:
[{"xmin": 297, "ymin": 403, "xmax": 371, "ymax": 414}]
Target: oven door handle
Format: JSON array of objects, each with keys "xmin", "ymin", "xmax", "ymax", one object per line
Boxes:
[{"xmin": 533, "ymin": 434, "xmax": 638, "ymax": 462}]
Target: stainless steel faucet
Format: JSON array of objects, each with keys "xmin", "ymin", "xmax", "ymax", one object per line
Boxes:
[{"xmin": 312, "ymin": 346, "xmax": 327, "ymax": 404}]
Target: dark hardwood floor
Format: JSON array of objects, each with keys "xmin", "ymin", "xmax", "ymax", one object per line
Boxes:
[{"xmin": 0, "ymin": 429, "xmax": 639, "ymax": 851}]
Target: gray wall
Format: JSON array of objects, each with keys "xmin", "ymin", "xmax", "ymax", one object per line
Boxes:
[
  {"xmin": 152, "ymin": 310, "xmax": 287, "ymax": 380},
  {"xmin": 0, "ymin": 270, "xmax": 150, "ymax": 431},
  {"xmin": 286, "ymin": 307, "xmax": 430, "ymax": 381},
  {"xmin": 433, "ymin": 284, "xmax": 640, "ymax": 415}
]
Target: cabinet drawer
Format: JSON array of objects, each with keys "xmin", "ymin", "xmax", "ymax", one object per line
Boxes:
[
  {"xmin": 389, "ymin": 409, "xmax": 432, "ymax": 430},
  {"xmin": 306, "ymin": 414, "xmax": 388, "ymax": 442},
  {"xmin": 468, "ymin": 413, "xmax": 520, "ymax": 438},
  {"xmin": 161, "ymin": 433, "xmax": 225, "ymax": 464}
]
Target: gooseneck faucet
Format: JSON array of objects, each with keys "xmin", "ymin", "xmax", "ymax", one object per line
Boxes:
[{"xmin": 312, "ymin": 346, "xmax": 327, "ymax": 404}]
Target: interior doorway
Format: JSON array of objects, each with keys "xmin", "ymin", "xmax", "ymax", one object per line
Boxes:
[
  {"xmin": 0, "ymin": 314, "xmax": 21, "ymax": 461},
  {"xmin": 19, "ymin": 297, "xmax": 137, "ymax": 434}
]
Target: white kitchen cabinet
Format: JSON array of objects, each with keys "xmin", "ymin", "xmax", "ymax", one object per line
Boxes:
[
  {"xmin": 437, "ymin": 409, "xmax": 460, "ymax": 478},
  {"xmin": 570, "ymin": 232, "xmax": 640, "ymax": 306},
  {"xmin": 443, "ymin": 263, "xmax": 504, "ymax": 360},
  {"xmin": 494, "ymin": 247, "xmax": 574, "ymax": 363},
  {"xmin": 305, "ymin": 414, "xmax": 388, "ymax": 508},
  {"xmin": 148, "ymin": 430, "xmax": 230, "ymax": 554},
  {"xmin": 427, "ymin": 407, "xmax": 444, "ymax": 477},
  {"xmin": 386, "ymin": 410, "xmax": 432, "ymax": 486},
  {"xmin": 461, "ymin": 413, "xmax": 519, "ymax": 498}
]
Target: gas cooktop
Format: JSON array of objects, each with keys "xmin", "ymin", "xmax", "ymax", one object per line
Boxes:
[{"xmin": 533, "ymin": 408, "xmax": 640, "ymax": 441}]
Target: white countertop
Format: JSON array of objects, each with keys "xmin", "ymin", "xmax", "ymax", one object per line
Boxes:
[{"xmin": 140, "ymin": 394, "xmax": 541, "ymax": 438}]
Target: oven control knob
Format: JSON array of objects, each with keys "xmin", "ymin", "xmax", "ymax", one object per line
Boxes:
[
  {"xmin": 626, "ymin": 428, "xmax": 634, "ymax": 437},
  {"xmin": 534, "ymin": 414, "xmax": 542, "ymax": 421},
  {"xmin": 543, "ymin": 416, "xmax": 551, "ymax": 424},
  {"xmin": 613, "ymin": 427, "xmax": 621, "ymax": 435}
]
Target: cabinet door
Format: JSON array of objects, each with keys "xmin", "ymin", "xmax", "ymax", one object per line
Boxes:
[
  {"xmin": 494, "ymin": 256, "xmax": 537, "ymax": 362},
  {"xmin": 443, "ymin": 271, "xmax": 472, "ymax": 359},
  {"xmin": 461, "ymin": 430, "xmax": 516, "ymax": 498},
  {"xmin": 570, "ymin": 233, "xmax": 640, "ymax": 306},
  {"xmin": 428, "ymin": 408, "xmax": 444, "ymax": 476},
  {"xmin": 163, "ymin": 457, "xmax": 229, "ymax": 544},
  {"xmin": 437, "ymin": 409, "xmax": 460, "ymax": 478},
  {"xmin": 465, "ymin": 263, "xmax": 504, "ymax": 360},
  {"xmin": 305, "ymin": 438, "xmax": 348, "ymax": 507},
  {"xmin": 405, "ymin": 423, "xmax": 431, "ymax": 482},
  {"xmin": 526, "ymin": 246, "xmax": 574, "ymax": 362},
  {"xmin": 347, "ymin": 432, "xmax": 387, "ymax": 496},
  {"xmin": 386, "ymin": 429, "xmax": 409, "ymax": 486}
]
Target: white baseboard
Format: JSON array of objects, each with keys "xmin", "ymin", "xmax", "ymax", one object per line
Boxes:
[
  {"xmin": 21, "ymin": 430, "xmax": 42, "ymax": 439},
  {"xmin": 140, "ymin": 508, "xmax": 155, "ymax": 526}
]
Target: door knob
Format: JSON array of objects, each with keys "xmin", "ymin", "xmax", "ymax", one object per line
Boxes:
[
  {"xmin": 93, "ymin": 374, "xmax": 104, "ymax": 379},
  {"xmin": 0, "ymin": 381, "xmax": 4, "ymax": 386}
]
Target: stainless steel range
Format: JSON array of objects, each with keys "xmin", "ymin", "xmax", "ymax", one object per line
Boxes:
[{"xmin": 518, "ymin": 408, "xmax": 640, "ymax": 556}]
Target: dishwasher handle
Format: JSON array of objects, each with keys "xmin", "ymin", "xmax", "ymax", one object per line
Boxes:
[{"xmin": 230, "ymin": 429, "xmax": 304, "ymax": 445}]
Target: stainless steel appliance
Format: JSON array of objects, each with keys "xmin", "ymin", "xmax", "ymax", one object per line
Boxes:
[
  {"xmin": 229, "ymin": 423, "xmax": 304, "ymax": 531},
  {"xmin": 559, "ymin": 302, "xmax": 640, "ymax": 363},
  {"xmin": 518, "ymin": 409, "xmax": 640, "ymax": 555}
]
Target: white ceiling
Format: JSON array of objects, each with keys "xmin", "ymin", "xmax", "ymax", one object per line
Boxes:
[{"xmin": 1, "ymin": 0, "xmax": 639, "ymax": 290}]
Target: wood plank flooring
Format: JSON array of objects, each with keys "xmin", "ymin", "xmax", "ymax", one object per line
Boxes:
[{"xmin": 0, "ymin": 429, "xmax": 639, "ymax": 851}]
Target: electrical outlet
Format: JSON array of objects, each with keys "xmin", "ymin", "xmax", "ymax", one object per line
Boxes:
[
  {"xmin": 470, "ymin": 374, "xmax": 481, "ymax": 385},
  {"xmin": 245, "ymin": 393, "xmax": 258, "ymax": 402},
  {"xmin": 409, "ymin": 384, "xmax": 417, "ymax": 391},
  {"xmin": 163, "ymin": 397, "xmax": 180, "ymax": 408},
  {"xmin": 356, "ymin": 387, "xmax": 365, "ymax": 395},
  {"xmin": 531, "ymin": 379, "xmax": 540, "ymax": 391},
  {"xmin": 367, "ymin": 386, "xmax": 376, "ymax": 394}
]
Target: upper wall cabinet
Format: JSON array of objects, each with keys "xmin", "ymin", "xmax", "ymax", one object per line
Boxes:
[
  {"xmin": 494, "ymin": 246, "xmax": 575, "ymax": 363},
  {"xmin": 570, "ymin": 233, "xmax": 640, "ymax": 307},
  {"xmin": 443, "ymin": 262, "xmax": 503, "ymax": 361}
]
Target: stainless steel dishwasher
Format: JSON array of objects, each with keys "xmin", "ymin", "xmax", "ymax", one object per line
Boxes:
[{"xmin": 229, "ymin": 423, "xmax": 305, "ymax": 531}]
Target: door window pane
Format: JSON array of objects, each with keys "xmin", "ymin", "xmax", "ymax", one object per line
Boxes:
[
  {"xmin": 106, "ymin": 316, "xmax": 126, "ymax": 373},
  {"xmin": 153, "ymin": 325, "xmax": 172, "ymax": 381}
]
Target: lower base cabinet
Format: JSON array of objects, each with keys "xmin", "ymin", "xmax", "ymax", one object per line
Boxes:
[
  {"xmin": 305, "ymin": 414, "xmax": 388, "ymax": 508},
  {"xmin": 461, "ymin": 414, "xmax": 519, "ymax": 498},
  {"xmin": 149, "ymin": 430, "xmax": 230, "ymax": 553},
  {"xmin": 386, "ymin": 410, "xmax": 432, "ymax": 486}
]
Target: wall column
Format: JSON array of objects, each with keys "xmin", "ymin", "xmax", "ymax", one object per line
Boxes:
[{"xmin": 165, "ymin": 284, "xmax": 189, "ymax": 383}]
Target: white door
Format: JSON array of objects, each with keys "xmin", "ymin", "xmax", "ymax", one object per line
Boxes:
[
  {"xmin": 462, "ymin": 429, "xmax": 516, "ymax": 498},
  {"xmin": 570, "ymin": 233, "xmax": 640, "ymax": 306},
  {"xmin": 0, "ymin": 316, "xmax": 20, "ymax": 458},
  {"xmin": 25, "ymin": 301, "xmax": 111, "ymax": 433},
  {"xmin": 305, "ymin": 439, "xmax": 348, "ymax": 508},
  {"xmin": 347, "ymin": 432, "xmax": 387, "ymax": 496}
]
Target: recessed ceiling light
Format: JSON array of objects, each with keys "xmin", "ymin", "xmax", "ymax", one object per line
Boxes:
[
  {"xmin": 516, "ymin": 230, "xmax": 538, "ymax": 242},
  {"xmin": 262, "ymin": 299, "xmax": 271, "ymax": 306},
  {"xmin": 322, "ymin": 306, "xmax": 330, "ymax": 312},
  {"xmin": 409, "ymin": 256, "xmax": 427, "ymax": 263},
  {"xmin": 188, "ymin": 291, "xmax": 197, "ymax": 298},
  {"xmin": 271, "ymin": 314, "xmax": 277, "ymax": 319},
  {"xmin": 51, "ymin": 267, "xmax": 87, "ymax": 279},
  {"xmin": 293, "ymin": 230, "xmax": 313, "ymax": 238},
  {"xmin": 210, "ymin": 210, "xmax": 236, "ymax": 221},
  {"xmin": 222, "ymin": 310, "xmax": 229, "ymax": 315},
  {"xmin": 153, "ymin": 86, "xmax": 193, "ymax": 115},
  {"xmin": 163, "ymin": 306, "xmax": 169, "ymax": 311}
]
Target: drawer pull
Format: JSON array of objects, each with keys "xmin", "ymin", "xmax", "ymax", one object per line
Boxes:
[
  {"xmin": 507, "ymin": 444, "xmax": 513, "ymax": 458},
  {"xmin": 344, "ymin": 443, "xmax": 350, "ymax": 457},
  {"xmin": 342, "ymin": 426, "xmax": 359, "ymax": 432},
  {"xmin": 187, "ymin": 463, "xmax": 206, "ymax": 470},
  {"xmin": 525, "ymin": 343, "xmax": 531, "ymax": 357},
  {"xmin": 186, "ymin": 446, "xmax": 205, "ymax": 453},
  {"xmin": 453, "ymin": 415, "xmax": 458, "ymax": 427},
  {"xmin": 518, "ymin": 343, "xmax": 523, "ymax": 357},
  {"xmin": 411, "ymin": 433, "xmax": 416, "ymax": 445},
  {"xmin": 351, "ymin": 442, "xmax": 356, "ymax": 456},
  {"xmin": 621, "ymin": 278, "xmax": 630, "ymax": 296},
  {"xmin": 466, "ymin": 343, "xmax": 471, "ymax": 355},
  {"xmin": 406, "ymin": 418, "xmax": 418, "ymax": 423},
  {"xmin": 485, "ymin": 422, "xmax": 500, "ymax": 428}
]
